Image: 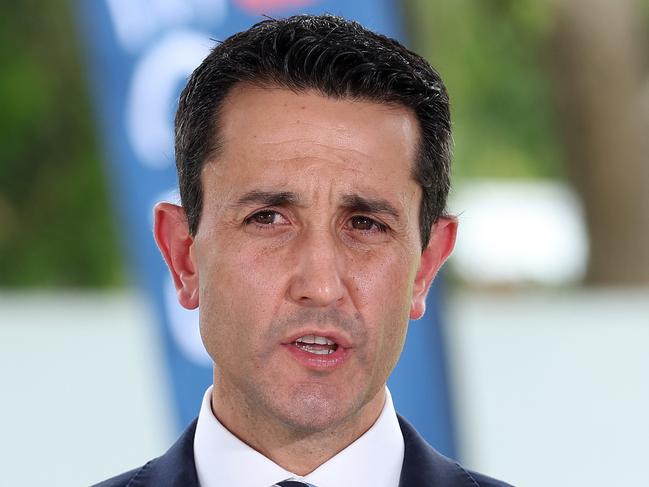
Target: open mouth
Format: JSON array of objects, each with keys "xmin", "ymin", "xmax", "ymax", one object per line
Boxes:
[{"xmin": 293, "ymin": 334, "xmax": 339, "ymax": 355}]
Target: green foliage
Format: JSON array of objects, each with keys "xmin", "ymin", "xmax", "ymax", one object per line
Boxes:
[
  {"xmin": 406, "ymin": 0, "xmax": 563, "ymax": 180},
  {"xmin": 0, "ymin": 0, "xmax": 124, "ymax": 287}
]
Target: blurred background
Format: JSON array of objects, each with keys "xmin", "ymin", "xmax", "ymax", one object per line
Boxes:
[{"xmin": 1, "ymin": 0, "xmax": 648, "ymax": 486}]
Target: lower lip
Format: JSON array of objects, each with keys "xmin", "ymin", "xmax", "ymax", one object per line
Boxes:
[{"xmin": 283, "ymin": 343, "xmax": 350, "ymax": 370}]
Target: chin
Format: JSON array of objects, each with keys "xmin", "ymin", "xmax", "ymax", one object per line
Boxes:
[{"xmin": 274, "ymin": 383, "xmax": 361, "ymax": 434}]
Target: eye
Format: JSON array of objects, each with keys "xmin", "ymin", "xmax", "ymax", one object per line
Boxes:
[
  {"xmin": 349, "ymin": 215, "xmax": 388, "ymax": 233},
  {"xmin": 245, "ymin": 210, "xmax": 289, "ymax": 227}
]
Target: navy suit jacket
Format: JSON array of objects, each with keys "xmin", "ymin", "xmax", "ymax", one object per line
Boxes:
[{"xmin": 93, "ymin": 416, "xmax": 512, "ymax": 487}]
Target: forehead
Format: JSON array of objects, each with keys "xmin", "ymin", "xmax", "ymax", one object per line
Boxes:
[
  {"xmin": 205, "ymin": 85, "xmax": 421, "ymax": 204},
  {"xmin": 219, "ymin": 85, "xmax": 419, "ymax": 159}
]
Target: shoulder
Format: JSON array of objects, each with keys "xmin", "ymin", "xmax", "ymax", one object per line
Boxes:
[
  {"xmin": 466, "ymin": 469, "xmax": 515, "ymax": 487},
  {"xmin": 91, "ymin": 464, "xmax": 150, "ymax": 487},
  {"xmin": 397, "ymin": 415, "xmax": 514, "ymax": 487},
  {"xmin": 90, "ymin": 420, "xmax": 199, "ymax": 487}
]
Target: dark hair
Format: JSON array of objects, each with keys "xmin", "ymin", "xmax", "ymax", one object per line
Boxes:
[{"xmin": 175, "ymin": 14, "xmax": 451, "ymax": 248}]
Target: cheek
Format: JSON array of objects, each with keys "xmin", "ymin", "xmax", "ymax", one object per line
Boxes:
[
  {"xmin": 197, "ymin": 245, "xmax": 286, "ymax": 359},
  {"xmin": 349, "ymin": 252, "xmax": 414, "ymax": 367},
  {"xmin": 349, "ymin": 250, "xmax": 415, "ymax": 315}
]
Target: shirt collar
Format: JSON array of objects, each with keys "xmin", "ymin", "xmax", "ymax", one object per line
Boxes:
[{"xmin": 194, "ymin": 385, "xmax": 404, "ymax": 487}]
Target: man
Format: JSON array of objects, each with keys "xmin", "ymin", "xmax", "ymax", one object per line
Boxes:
[{"xmin": 96, "ymin": 14, "xmax": 512, "ymax": 487}]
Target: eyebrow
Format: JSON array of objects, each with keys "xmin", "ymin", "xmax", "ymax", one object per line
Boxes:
[
  {"xmin": 341, "ymin": 194, "xmax": 401, "ymax": 221},
  {"xmin": 230, "ymin": 190, "xmax": 401, "ymax": 220},
  {"xmin": 231, "ymin": 190, "xmax": 301, "ymax": 208}
]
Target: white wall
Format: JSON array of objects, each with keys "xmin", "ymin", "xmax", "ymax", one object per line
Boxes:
[
  {"xmin": 447, "ymin": 289, "xmax": 649, "ymax": 486},
  {"xmin": 0, "ymin": 292, "xmax": 174, "ymax": 487},
  {"xmin": 1, "ymin": 289, "xmax": 647, "ymax": 486}
]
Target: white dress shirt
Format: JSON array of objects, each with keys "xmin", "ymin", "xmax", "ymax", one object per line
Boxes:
[{"xmin": 193, "ymin": 385, "xmax": 405, "ymax": 487}]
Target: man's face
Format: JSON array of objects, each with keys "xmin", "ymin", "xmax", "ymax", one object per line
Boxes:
[{"xmin": 159, "ymin": 85, "xmax": 455, "ymax": 436}]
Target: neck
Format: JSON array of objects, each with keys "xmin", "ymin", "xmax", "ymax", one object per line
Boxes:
[{"xmin": 210, "ymin": 373, "xmax": 386, "ymax": 475}]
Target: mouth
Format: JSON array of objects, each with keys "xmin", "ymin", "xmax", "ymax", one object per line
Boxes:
[
  {"xmin": 292, "ymin": 334, "xmax": 339, "ymax": 355},
  {"xmin": 283, "ymin": 331, "xmax": 351, "ymax": 369}
]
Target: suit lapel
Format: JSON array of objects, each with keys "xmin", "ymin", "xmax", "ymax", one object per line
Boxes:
[{"xmin": 398, "ymin": 415, "xmax": 478, "ymax": 487}]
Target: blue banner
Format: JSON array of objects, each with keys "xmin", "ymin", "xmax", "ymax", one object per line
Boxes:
[{"xmin": 76, "ymin": 0, "xmax": 456, "ymax": 458}]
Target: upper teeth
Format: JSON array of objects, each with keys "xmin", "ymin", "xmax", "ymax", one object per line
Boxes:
[{"xmin": 296, "ymin": 335, "xmax": 335, "ymax": 345}]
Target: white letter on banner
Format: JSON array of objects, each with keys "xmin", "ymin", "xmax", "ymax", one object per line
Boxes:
[
  {"xmin": 127, "ymin": 30, "xmax": 213, "ymax": 169},
  {"xmin": 106, "ymin": 0, "xmax": 227, "ymax": 53}
]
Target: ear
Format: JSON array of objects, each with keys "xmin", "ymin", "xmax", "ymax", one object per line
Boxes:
[
  {"xmin": 153, "ymin": 202, "xmax": 199, "ymax": 310},
  {"xmin": 410, "ymin": 217, "xmax": 457, "ymax": 320}
]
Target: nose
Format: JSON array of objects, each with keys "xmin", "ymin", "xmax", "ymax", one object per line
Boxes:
[{"xmin": 287, "ymin": 227, "xmax": 346, "ymax": 308}]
